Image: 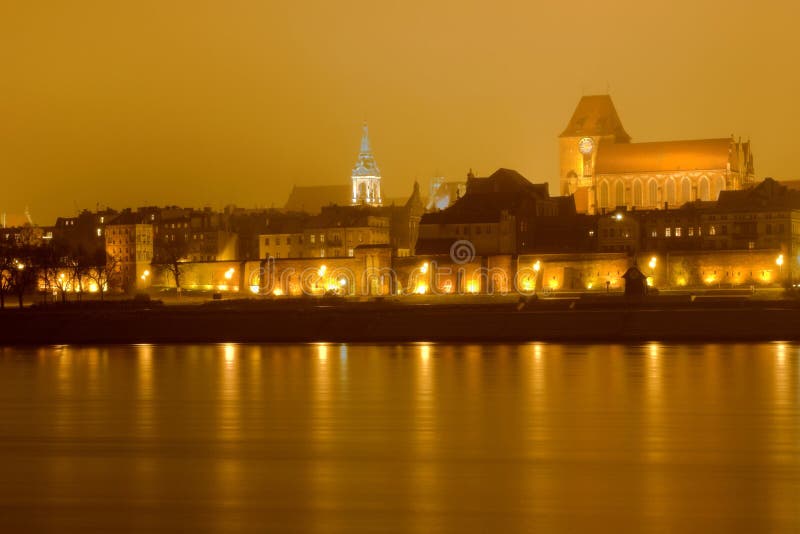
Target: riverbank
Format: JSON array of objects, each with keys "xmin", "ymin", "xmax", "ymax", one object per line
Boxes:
[{"xmin": 3, "ymin": 296, "xmax": 800, "ymax": 344}]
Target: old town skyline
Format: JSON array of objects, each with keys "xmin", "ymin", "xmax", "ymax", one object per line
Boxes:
[{"xmin": 2, "ymin": 0, "xmax": 799, "ymax": 224}]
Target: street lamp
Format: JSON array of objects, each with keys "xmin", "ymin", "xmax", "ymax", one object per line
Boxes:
[{"xmin": 777, "ymin": 254, "xmax": 784, "ymax": 280}]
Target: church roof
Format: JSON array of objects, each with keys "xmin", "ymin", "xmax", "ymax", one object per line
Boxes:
[
  {"xmin": 284, "ymin": 185, "xmax": 351, "ymax": 214},
  {"xmin": 595, "ymin": 138, "xmax": 734, "ymax": 174},
  {"xmin": 560, "ymin": 95, "xmax": 631, "ymax": 142}
]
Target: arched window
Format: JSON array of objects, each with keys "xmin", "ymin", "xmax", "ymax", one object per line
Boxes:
[
  {"xmin": 665, "ymin": 178, "xmax": 676, "ymax": 207},
  {"xmin": 713, "ymin": 177, "xmax": 726, "ymax": 200},
  {"xmin": 599, "ymin": 181, "xmax": 609, "ymax": 209},
  {"xmin": 615, "ymin": 181, "xmax": 625, "ymax": 207},
  {"xmin": 633, "ymin": 180, "xmax": 643, "ymax": 207},
  {"xmin": 680, "ymin": 178, "xmax": 692, "ymax": 204},
  {"xmin": 699, "ymin": 177, "xmax": 710, "ymax": 201},
  {"xmin": 648, "ymin": 180, "xmax": 658, "ymax": 207}
]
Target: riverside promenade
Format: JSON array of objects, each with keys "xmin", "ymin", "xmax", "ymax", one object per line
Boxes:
[{"xmin": 2, "ymin": 295, "xmax": 800, "ymax": 344}]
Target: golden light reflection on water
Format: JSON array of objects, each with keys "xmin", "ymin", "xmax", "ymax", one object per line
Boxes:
[
  {"xmin": 136, "ymin": 343, "xmax": 154, "ymax": 438},
  {"xmin": 218, "ymin": 343, "xmax": 241, "ymax": 442},
  {"xmin": 1, "ymin": 343, "xmax": 799, "ymax": 533}
]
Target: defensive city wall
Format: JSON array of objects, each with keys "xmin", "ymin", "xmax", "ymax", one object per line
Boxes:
[{"xmin": 148, "ymin": 248, "xmax": 788, "ymax": 296}]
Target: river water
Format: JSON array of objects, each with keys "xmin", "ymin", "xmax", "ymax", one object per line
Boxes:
[{"xmin": 0, "ymin": 343, "xmax": 798, "ymax": 533}]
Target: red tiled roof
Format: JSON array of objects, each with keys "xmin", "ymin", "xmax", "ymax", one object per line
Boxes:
[{"xmin": 595, "ymin": 139, "xmax": 733, "ymax": 174}]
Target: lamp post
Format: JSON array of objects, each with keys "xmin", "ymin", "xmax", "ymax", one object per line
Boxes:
[{"xmin": 776, "ymin": 254, "xmax": 784, "ymax": 284}]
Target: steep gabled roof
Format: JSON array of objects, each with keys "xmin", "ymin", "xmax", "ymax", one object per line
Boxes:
[
  {"xmin": 560, "ymin": 95, "xmax": 631, "ymax": 141},
  {"xmin": 595, "ymin": 138, "xmax": 734, "ymax": 174}
]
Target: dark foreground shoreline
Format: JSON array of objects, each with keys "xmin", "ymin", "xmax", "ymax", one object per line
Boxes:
[{"xmin": 2, "ymin": 296, "xmax": 800, "ymax": 344}]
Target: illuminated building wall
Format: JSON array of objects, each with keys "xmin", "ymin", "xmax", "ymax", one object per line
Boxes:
[
  {"xmin": 105, "ymin": 213, "xmax": 154, "ymax": 292},
  {"xmin": 560, "ymin": 95, "xmax": 754, "ymax": 214}
]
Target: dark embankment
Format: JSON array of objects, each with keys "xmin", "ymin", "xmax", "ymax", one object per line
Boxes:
[{"xmin": 3, "ymin": 296, "xmax": 800, "ymax": 344}]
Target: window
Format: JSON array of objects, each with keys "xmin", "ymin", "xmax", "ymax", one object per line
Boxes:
[
  {"xmin": 588, "ymin": 230, "xmax": 595, "ymax": 237},
  {"xmin": 310, "ymin": 234, "xmax": 315, "ymax": 244},
  {"xmin": 748, "ymin": 241, "xmax": 755, "ymax": 250},
  {"xmin": 287, "ymin": 237, "xmax": 291, "ymax": 245},
  {"xmin": 615, "ymin": 181, "xmax": 625, "ymax": 206},
  {"xmin": 599, "ymin": 182, "xmax": 609, "ymax": 209},
  {"xmin": 699, "ymin": 178, "xmax": 710, "ymax": 201},
  {"xmin": 633, "ymin": 180, "xmax": 643, "ymax": 206},
  {"xmin": 276, "ymin": 237, "xmax": 281, "ymax": 246},
  {"xmin": 665, "ymin": 179, "xmax": 676, "ymax": 206},
  {"xmin": 709, "ymin": 225, "xmax": 716, "ymax": 236},
  {"xmin": 665, "ymin": 228, "xmax": 671, "ymax": 237},
  {"xmin": 348, "ymin": 248, "xmax": 354, "ymax": 257},
  {"xmin": 688, "ymin": 227, "xmax": 694, "ymax": 237},
  {"xmin": 651, "ymin": 230, "xmax": 658, "ymax": 238},
  {"xmin": 648, "ymin": 181, "xmax": 658, "ymax": 207},
  {"xmin": 320, "ymin": 234, "xmax": 325, "ymax": 244},
  {"xmin": 680, "ymin": 179, "xmax": 691, "ymax": 204},
  {"xmin": 675, "ymin": 227, "xmax": 682, "ymax": 237}
]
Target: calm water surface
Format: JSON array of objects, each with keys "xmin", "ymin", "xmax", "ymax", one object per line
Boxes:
[{"xmin": 0, "ymin": 343, "xmax": 798, "ymax": 533}]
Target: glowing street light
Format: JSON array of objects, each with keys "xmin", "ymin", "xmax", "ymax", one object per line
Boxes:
[
  {"xmin": 224, "ymin": 267, "xmax": 235, "ymax": 280},
  {"xmin": 614, "ymin": 213, "xmax": 623, "ymax": 221},
  {"xmin": 777, "ymin": 254, "xmax": 784, "ymax": 278},
  {"xmin": 648, "ymin": 256, "xmax": 657, "ymax": 270}
]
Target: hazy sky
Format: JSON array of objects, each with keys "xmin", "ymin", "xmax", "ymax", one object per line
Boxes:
[{"xmin": 1, "ymin": 0, "xmax": 798, "ymax": 224}]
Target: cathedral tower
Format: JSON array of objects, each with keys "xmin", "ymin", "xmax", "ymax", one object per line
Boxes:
[
  {"xmin": 351, "ymin": 123, "xmax": 382, "ymax": 206},
  {"xmin": 559, "ymin": 95, "xmax": 630, "ymax": 213}
]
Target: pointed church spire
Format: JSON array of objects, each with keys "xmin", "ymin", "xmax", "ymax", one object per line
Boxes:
[
  {"xmin": 352, "ymin": 122, "xmax": 382, "ymax": 206},
  {"xmin": 360, "ymin": 122, "xmax": 371, "ymax": 154}
]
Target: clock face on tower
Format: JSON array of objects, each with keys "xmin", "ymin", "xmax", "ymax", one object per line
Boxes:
[{"xmin": 578, "ymin": 137, "xmax": 594, "ymax": 155}]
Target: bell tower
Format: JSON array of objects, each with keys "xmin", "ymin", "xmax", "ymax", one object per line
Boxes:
[
  {"xmin": 559, "ymin": 95, "xmax": 630, "ymax": 213},
  {"xmin": 351, "ymin": 123, "xmax": 382, "ymax": 206}
]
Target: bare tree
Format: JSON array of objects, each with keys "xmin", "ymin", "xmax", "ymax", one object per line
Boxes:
[
  {"xmin": 10, "ymin": 247, "xmax": 38, "ymax": 308},
  {"xmin": 154, "ymin": 235, "xmax": 190, "ymax": 296},
  {"xmin": 0, "ymin": 242, "xmax": 13, "ymax": 309},
  {"xmin": 86, "ymin": 249, "xmax": 119, "ymax": 301}
]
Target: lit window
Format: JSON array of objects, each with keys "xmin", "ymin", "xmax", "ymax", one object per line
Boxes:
[
  {"xmin": 276, "ymin": 237, "xmax": 281, "ymax": 246},
  {"xmin": 589, "ymin": 230, "xmax": 595, "ymax": 237},
  {"xmin": 688, "ymin": 227, "xmax": 694, "ymax": 236},
  {"xmin": 310, "ymin": 234, "xmax": 315, "ymax": 244},
  {"xmin": 709, "ymin": 226, "xmax": 716, "ymax": 236},
  {"xmin": 651, "ymin": 230, "xmax": 657, "ymax": 237},
  {"xmin": 320, "ymin": 234, "xmax": 325, "ymax": 244},
  {"xmin": 665, "ymin": 228, "xmax": 671, "ymax": 237},
  {"xmin": 675, "ymin": 227, "xmax": 682, "ymax": 237},
  {"xmin": 265, "ymin": 237, "xmax": 270, "ymax": 246}
]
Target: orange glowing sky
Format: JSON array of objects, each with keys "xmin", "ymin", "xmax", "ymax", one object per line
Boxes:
[{"xmin": 1, "ymin": 0, "xmax": 798, "ymax": 224}]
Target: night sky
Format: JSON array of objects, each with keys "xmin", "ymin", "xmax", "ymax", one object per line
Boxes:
[{"xmin": 1, "ymin": 0, "xmax": 798, "ymax": 224}]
